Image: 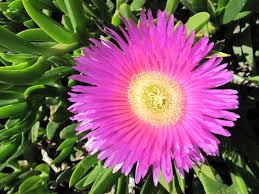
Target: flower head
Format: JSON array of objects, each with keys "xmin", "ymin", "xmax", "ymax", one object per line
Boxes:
[{"xmin": 68, "ymin": 10, "xmax": 239, "ymax": 185}]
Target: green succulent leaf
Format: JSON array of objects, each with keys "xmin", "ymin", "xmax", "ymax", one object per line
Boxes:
[
  {"xmin": 17, "ymin": 28, "xmax": 54, "ymax": 42},
  {"xmin": 89, "ymin": 168, "xmax": 120, "ymax": 194},
  {"xmin": 130, "ymin": 0, "xmax": 146, "ymax": 11},
  {"xmin": 0, "ymin": 26, "xmax": 43, "ymax": 54},
  {"xmin": 64, "ymin": 0, "xmax": 87, "ymax": 39},
  {"xmin": 165, "ymin": 0, "xmax": 180, "ymax": 14},
  {"xmin": 22, "ymin": 0, "xmax": 79, "ymax": 44},
  {"xmin": 69, "ymin": 154, "xmax": 98, "ymax": 187},
  {"xmin": 46, "ymin": 120, "xmax": 60, "ymax": 141},
  {"xmin": 222, "ymin": 0, "xmax": 247, "ymax": 24},
  {"xmin": 185, "ymin": 12, "xmax": 210, "ymax": 34}
]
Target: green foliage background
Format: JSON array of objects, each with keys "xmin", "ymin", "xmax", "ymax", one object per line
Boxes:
[{"xmin": 0, "ymin": 0, "xmax": 258, "ymax": 193}]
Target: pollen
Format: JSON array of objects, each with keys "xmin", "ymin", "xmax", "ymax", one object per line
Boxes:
[{"xmin": 128, "ymin": 72, "xmax": 184, "ymax": 126}]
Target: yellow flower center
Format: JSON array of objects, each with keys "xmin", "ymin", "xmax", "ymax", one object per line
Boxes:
[{"xmin": 128, "ymin": 72, "xmax": 184, "ymax": 126}]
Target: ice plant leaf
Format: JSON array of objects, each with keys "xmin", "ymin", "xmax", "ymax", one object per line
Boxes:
[
  {"xmin": 64, "ymin": 0, "xmax": 87, "ymax": 38},
  {"xmin": 46, "ymin": 120, "xmax": 59, "ymax": 141},
  {"xmin": 140, "ymin": 174, "xmax": 156, "ymax": 194},
  {"xmin": 69, "ymin": 154, "xmax": 97, "ymax": 187},
  {"xmin": 248, "ymin": 75, "xmax": 259, "ymax": 83},
  {"xmin": 0, "ymin": 139, "xmax": 18, "ymax": 163},
  {"xmin": 18, "ymin": 176, "xmax": 43, "ymax": 194},
  {"xmin": 57, "ymin": 137, "xmax": 77, "ymax": 151},
  {"xmin": 119, "ymin": 3, "xmax": 138, "ymax": 21},
  {"xmin": 0, "ymin": 112, "xmax": 34, "ymax": 141},
  {"xmin": 130, "ymin": 0, "xmax": 146, "ymax": 11},
  {"xmin": 22, "ymin": 0, "xmax": 79, "ymax": 44},
  {"xmin": 230, "ymin": 171, "xmax": 248, "ymax": 194},
  {"xmin": 56, "ymin": 0, "xmax": 68, "ymax": 14},
  {"xmin": 116, "ymin": 175, "xmax": 128, "ymax": 194},
  {"xmin": 112, "ymin": 10, "xmax": 122, "ymax": 27},
  {"xmin": 174, "ymin": 169, "xmax": 185, "ymax": 193},
  {"xmin": 0, "ymin": 53, "xmax": 35, "ymax": 64},
  {"xmin": 17, "ymin": 28, "xmax": 54, "ymax": 42},
  {"xmin": 165, "ymin": 0, "xmax": 180, "ymax": 14},
  {"xmin": 0, "ymin": 26, "xmax": 43, "ymax": 54},
  {"xmin": 68, "ymin": 10, "xmax": 239, "ymax": 186},
  {"xmin": 30, "ymin": 66, "xmax": 74, "ymax": 85},
  {"xmin": 51, "ymin": 146, "xmax": 73, "ymax": 164},
  {"xmin": 31, "ymin": 121, "xmax": 40, "ymax": 143},
  {"xmin": 0, "ymin": 102, "xmax": 28, "ymax": 119},
  {"xmin": 193, "ymin": 163, "xmax": 221, "ymax": 193},
  {"xmin": 186, "ymin": 12, "xmax": 210, "ymax": 34},
  {"xmin": 0, "ymin": 57, "xmax": 49, "ymax": 84},
  {"xmin": 207, "ymin": 0, "xmax": 216, "ymax": 17},
  {"xmin": 59, "ymin": 123, "xmax": 77, "ymax": 139},
  {"xmin": 217, "ymin": 0, "xmax": 229, "ymax": 10},
  {"xmin": 89, "ymin": 168, "xmax": 120, "ymax": 194},
  {"xmin": 222, "ymin": 0, "xmax": 247, "ymax": 24}
]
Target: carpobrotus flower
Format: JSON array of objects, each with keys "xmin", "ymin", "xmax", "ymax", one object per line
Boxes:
[{"xmin": 68, "ymin": 10, "xmax": 239, "ymax": 185}]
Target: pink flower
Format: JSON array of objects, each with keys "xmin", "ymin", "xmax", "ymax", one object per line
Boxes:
[{"xmin": 68, "ymin": 10, "xmax": 239, "ymax": 185}]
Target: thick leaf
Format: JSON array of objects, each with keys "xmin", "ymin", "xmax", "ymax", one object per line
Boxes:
[
  {"xmin": 51, "ymin": 146, "xmax": 73, "ymax": 164},
  {"xmin": 130, "ymin": 0, "xmax": 146, "ymax": 11},
  {"xmin": 69, "ymin": 154, "xmax": 97, "ymax": 187},
  {"xmin": 0, "ymin": 53, "xmax": 35, "ymax": 64},
  {"xmin": 0, "ymin": 112, "xmax": 34, "ymax": 140},
  {"xmin": 0, "ymin": 140, "xmax": 17, "ymax": 163},
  {"xmin": 119, "ymin": 3, "xmax": 137, "ymax": 21},
  {"xmin": 186, "ymin": 12, "xmax": 210, "ymax": 34},
  {"xmin": 5, "ymin": 118, "xmax": 20, "ymax": 129},
  {"xmin": 116, "ymin": 175, "xmax": 128, "ymax": 194},
  {"xmin": 17, "ymin": 28, "xmax": 54, "ymax": 42},
  {"xmin": 59, "ymin": 123, "xmax": 77, "ymax": 139},
  {"xmin": 64, "ymin": 0, "xmax": 87, "ymax": 38},
  {"xmin": 222, "ymin": 0, "xmax": 247, "ymax": 24},
  {"xmin": 112, "ymin": 10, "xmax": 122, "ymax": 27},
  {"xmin": 240, "ymin": 23, "xmax": 254, "ymax": 72},
  {"xmin": 35, "ymin": 163, "xmax": 50, "ymax": 177},
  {"xmin": 82, "ymin": 165, "xmax": 104, "ymax": 187},
  {"xmin": 158, "ymin": 173, "xmax": 170, "ymax": 192},
  {"xmin": 248, "ymin": 75, "xmax": 259, "ymax": 83},
  {"xmin": 140, "ymin": 174, "xmax": 156, "ymax": 194},
  {"xmin": 0, "ymin": 58, "xmax": 35, "ymax": 71},
  {"xmin": 62, "ymin": 15, "xmax": 73, "ymax": 31},
  {"xmin": 230, "ymin": 171, "xmax": 248, "ymax": 194},
  {"xmin": 234, "ymin": 11, "xmax": 251, "ymax": 21},
  {"xmin": 217, "ymin": 0, "xmax": 229, "ymax": 10},
  {"xmin": 0, "ymin": 172, "xmax": 19, "ymax": 187},
  {"xmin": 22, "ymin": 0, "xmax": 79, "ymax": 44},
  {"xmin": 165, "ymin": 0, "xmax": 180, "ymax": 14},
  {"xmin": 0, "ymin": 26, "xmax": 43, "ymax": 54},
  {"xmin": 0, "ymin": 91, "xmax": 24, "ymax": 107},
  {"xmin": 0, "ymin": 102, "xmax": 28, "ymax": 119},
  {"xmin": 193, "ymin": 163, "xmax": 222, "ymax": 194},
  {"xmin": 207, "ymin": 0, "xmax": 216, "ymax": 17},
  {"xmin": 31, "ymin": 121, "xmax": 40, "ymax": 143},
  {"xmin": 55, "ymin": 0, "xmax": 68, "ymax": 14},
  {"xmin": 57, "ymin": 137, "xmax": 77, "ymax": 151},
  {"xmin": 89, "ymin": 168, "xmax": 120, "ymax": 194},
  {"xmin": 0, "ymin": 133, "xmax": 26, "ymax": 171},
  {"xmin": 0, "ymin": 57, "xmax": 49, "ymax": 84},
  {"xmin": 175, "ymin": 168, "xmax": 185, "ymax": 193},
  {"xmin": 46, "ymin": 120, "xmax": 59, "ymax": 140},
  {"xmin": 18, "ymin": 175, "xmax": 45, "ymax": 194}
]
